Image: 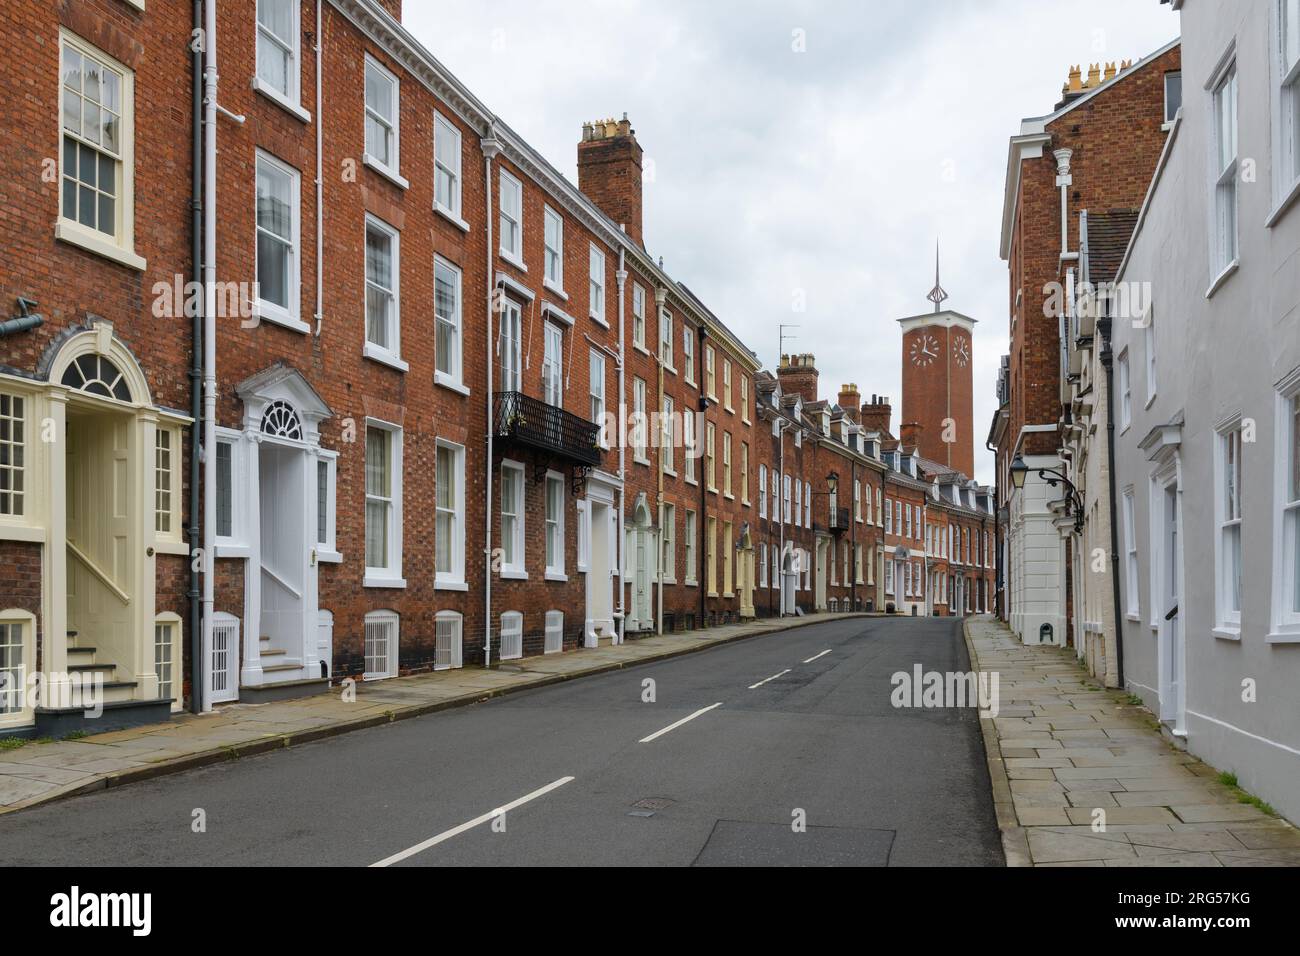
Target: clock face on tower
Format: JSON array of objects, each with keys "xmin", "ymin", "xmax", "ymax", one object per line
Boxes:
[
  {"xmin": 952, "ymin": 335, "xmax": 970, "ymax": 367},
  {"xmin": 910, "ymin": 333, "xmax": 939, "ymax": 367}
]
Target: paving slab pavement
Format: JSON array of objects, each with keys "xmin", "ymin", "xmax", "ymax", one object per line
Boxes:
[
  {"xmin": 964, "ymin": 616, "xmax": 1299, "ymax": 867},
  {"xmin": 0, "ymin": 612, "xmax": 869, "ymax": 816}
]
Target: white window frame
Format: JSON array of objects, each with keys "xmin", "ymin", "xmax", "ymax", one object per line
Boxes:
[
  {"xmin": 435, "ymin": 439, "xmax": 466, "ymax": 589},
  {"xmin": 213, "ymin": 428, "xmax": 247, "ymax": 551},
  {"xmin": 705, "ymin": 346, "xmax": 716, "ymax": 398},
  {"xmin": 1214, "ymin": 420, "xmax": 1242, "ymax": 635},
  {"xmin": 364, "ymin": 214, "xmax": 406, "ymax": 370},
  {"xmin": 543, "ymin": 321, "xmax": 564, "ymax": 407},
  {"xmin": 741, "ymin": 441, "xmax": 749, "ymax": 505},
  {"xmin": 0, "ymin": 392, "xmax": 27, "ymax": 525},
  {"xmin": 434, "ymin": 610, "xmax": 464, "ymax": 670},
  {"xmin": 804, "ymin": 481, "xmax": 811, "ymax": 527},
  {"xmin": 363, "ymin": 609, "xmax": 399, "ymax": 680},
  {"xmin": 683, "ymin": 409, "xmax": 697, "ymax": 484},
  {"xmin": 632, "ymin": 283, "xmax": 646, "ymax": 350},
  {"xmin": 57, "ymin": 31, "xmax": 143, "ymax": 270},
  {"xmin": 589, "ymin": 348, "xmax": 606, "ymax": 447},
  {"xmin": 364, "ymin": 419, "xmax": 404, "ymax": 588},
  {"xmin": 0, "ymin": 610, "xmax": 36, "ymax": 726},
  {"xmin": 589, "ymin": 244, "xmax": 606, "ymax": 324},
  {"xmin": 1144, "ymin": 305, "xmax": 1156, "ymax": 406},
  {"xmin": 723, "ymin": 360, "xmax": 733, "ymax": 412},
  {"xmin": 662, "ymin": 395, "xmax": 676, "ymax": 476},
  {"xmin": 315, "ymin": 449, "xmax": 340, "ymax": 563},
  {"xmin": 253, "ymin": 150, "xmax": 303, "ymax": 331},
  {"xmin": 254, "ymin": 0, "xmax": 306, "ymax": 119},
  {"xmin": 662, "ymin": 502, "xmax": 676, "ymax": 584},
  {"xmin": 543, "ymin": 205, "xmax": 564, "ymax": 293},
  {"xmin": 498, "ymin": 168, "xmax": 524, "ymax": 266},
  {"xmin": 633, "ymin": 377, "xmax": 648, "ymax": 464},
  {"xmin": 740, "ymin": 375, "xmax": 750, "ymax": 424},
  {"xmin": 683, "ymin": 327, "xmax": 696, "ymax": 386},
  {"xmin": 1163, "ymin": 69, "xmax": 1182, "ymax": 127},
  {"xmin": 1271, "ymin": 374, "xmax": 1300, "ymax": 640},
  {"xmin": 500, "ymin": 459, "xmax": 527, "ymax": 579},
  {"xmin": 500, "ymin": 297, "xmax": 523, "ymax": 392},
  {"xmin": 433, "ymin": 111, "xmax": 465, "ymax": 227},
  {"xmin": 434, "ymin": 255, "xmax": 464, "ymax": 391},
  {"xmin": 1272, "ymin": 0, "xmax": 1300, "ymax": 221},
  {"xmin": 1117, "ymin": 349, "xmax": 1132, "ymax": 431},
  {"xmin": 1209, "ymin": 56, "xmax": 1239, "ymax": 284},
  {"xmin": 153, "ymin": 425, "xmax": 180, "ymax": 543},
  {"xmin": 363, "ymin": 55, "xmax": 404, "ymax": 187},
  {"xmin": 705, "ymin": 422, "xmax": 717, "ymax": 491},
  {"xmin": 545, "ymin": 470, "xmax": 566, "ymax": 580},
  {"xmin": 659, "ymin": 307, "xmax": 674, "ymax": 371},
  {"xmin": 684, "ymin": 509, "xmax": 697, "ymax": 585},
  {"xmin": 758, "ymin": 464, "xmax": 768, "ymax": 518},
  {"xmin": 576, "ymin": 500, "xmax": 590, "ymax": 572}
]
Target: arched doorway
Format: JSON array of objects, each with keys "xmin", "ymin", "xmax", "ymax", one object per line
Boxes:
[
  {"xmin": 737, "ymin": 525, "xmax": 755, "ymax": 618},
  {"xmin": 781, "ymin": 545, "xmax": 798, "ymax": 615},
  {"xmin": 45, "ymin": 321, "xmax": 171, "ymax": 716},
  {"xmin": 627, "ymin": 493, "xmax": 655, "ymax": 632}
]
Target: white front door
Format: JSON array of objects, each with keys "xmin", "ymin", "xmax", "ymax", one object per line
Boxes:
[
  {"xmin": 258, "ymin": 440, "xmax": 312, "ymax": 678},
  {"xmin": 1159, "ymin": 481, "xmax": 1185, "ymax": 730},
  {"xmin": 633, "ymin": 527, "xmax": 651, "ymax": 629}
]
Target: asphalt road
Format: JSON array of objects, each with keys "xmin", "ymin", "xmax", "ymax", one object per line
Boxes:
[{"xmin": 0, "ymin": 616, "xmax": 1003, "ymax": 866}]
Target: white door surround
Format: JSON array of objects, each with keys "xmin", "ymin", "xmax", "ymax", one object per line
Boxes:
[
  {"xmin": 233, "ymin": 366, "xmax": 332, "ymax": 689},
  {"xmin": 584, "ymin": 470, "xmax": 619, "ymax": 645}
]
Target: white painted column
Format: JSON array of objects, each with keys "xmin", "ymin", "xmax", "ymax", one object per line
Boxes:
[
  {"xmin": 43, "ymin": 392, "xmax": 70, "ymax": 709},
  {"xmin": 133, "ymin": 411, "xmax": 160, "ymax": 699},
  {"xmin": 240, "ymin": 431, "xmax": 263, "ymax": 686}
]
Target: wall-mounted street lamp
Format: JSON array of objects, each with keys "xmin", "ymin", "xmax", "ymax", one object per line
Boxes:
[{"xmin": 1009, "ymin": 454, "xmax": 1083, "ymax": 533}]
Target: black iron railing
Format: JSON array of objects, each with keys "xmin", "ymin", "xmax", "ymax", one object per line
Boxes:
[{"xmin": 493, "ymin": 390, "xmax": 602, "ymax": 466}]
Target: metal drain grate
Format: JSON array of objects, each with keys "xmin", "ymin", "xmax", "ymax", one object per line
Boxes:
[{"xmin": 631, "ymin": 797, "xmax": 676, "ymax": 811}]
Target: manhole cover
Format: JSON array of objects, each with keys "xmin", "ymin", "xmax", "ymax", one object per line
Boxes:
[{"xmin": 632, "ymin": 797, "xmax": 676, "ymax": 811}]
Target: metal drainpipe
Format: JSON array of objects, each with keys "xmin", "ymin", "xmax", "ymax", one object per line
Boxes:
[
  {"xmin": 1098, "ymin": 319, "xmax": 1125, "ymax": 688},
  {"xmin": 313, "ymin": 0, "xmax": 324, "ymax": 337},
  {"xmin": 188, "ymin": 0, "xmax": 203, "ymax": 714},
  {"xmin": 615, "ymin": 248, "xmax": 627, "ymax": 644},
  {"xmin": 653, "ymin": 286, "xmax": 664, "ymax": 637},
  {"xmin": 698, "ymin": 326, "xmax": 709, "ymax": 626},
  {"xmin": 200, "ymin": 0, "xmax": 220, "ymax": 713},
  {"xmin": 482, "ymin": 129, "xmax": 500, "ymax": 668}
]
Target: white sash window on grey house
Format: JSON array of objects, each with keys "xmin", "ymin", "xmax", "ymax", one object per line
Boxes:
[
  {"xmin": 1278, "ymin": 1, "xmax": 1300, "ymax": 188},
  {"xmin": 1216, "ymin": 423, "xmax": 1242, "ymax": 629},
  {"xmin": 1211, "ymin": 61, "xmax": 1239, "ymax": 274}
]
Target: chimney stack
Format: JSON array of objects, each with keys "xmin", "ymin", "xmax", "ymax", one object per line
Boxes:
[
  {"xmin": 900, "ymin": 421, "xmax": 924, "ymax": 451},
  {"xmin": 777, "ymin": 353, "xmax": 820, "ymax": 404},
  {"xmin": 577, "ymin": 114, "xmax": 645, "ymax": 248},
  {"xmin": 859, "ymin": 394, "xmax": 892, "ymax": 437},
  {"xmin": 837, "ymin": 383, "xmax": 861, "ymax": 423}
]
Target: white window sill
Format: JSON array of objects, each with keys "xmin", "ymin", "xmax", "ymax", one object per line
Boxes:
[
  {"xmin": 1144, "ymin": 391, "xmax": 1157, "ymax": 410},
  {"xmin": 1211, "ymin": 625, "xmax": 1241, "ymax": 642},
  {"xmin": 544, "ymin": 571, "xmax": 568, "ymax": 582},
  {"xmin": 435, "ymin": 373, "xmax": 470, "ymax": 396},
  {"xmin": 663, "ymin": 468, "xmax": 677, "ymax": 478},
  {"xmin": 1205, "ymin": 259, "xmax": 1239, "ymax": 299},
  {"xmin": 364, "ymin": 343, "xmax": 410, "ymax": 373},
  {"xmin": 363, "ymin": 154, "xmax": 409, "ymax": 190},
  {"xmin": 364, "ymin": 575, "xmax": 407, "ymax": 589},
  {"xmin": 500, "ymin": 568, "xmax": 529, "ymax": 581},
  {"xmin": 634, "ymin": 455, "xmax": 651, "ymax": 467},
  {"xmin": 215, "ymin": 543, "xmax": 250, "ymax": 559},
  {"xmin": 724, "ymin": 405, "xmax": 734, "ymax": 415},
  {"xmin": 1266, "ymin": 628, "xmax": 1300, "ymax": 644},
  {"xmin": 434, "ymin": 204, "xmax": 470, "ymax": 232},
  {"xmin": 0, "ymin": 524, "xmax": 44, "ymax": 543},
  {"xmin": 577, "ymin": 565, "xmax": 590, "ymax": 574},
  {"xmin": 590, "ymin": 313, "xmax": 609, "ymax": 329},
  {"xmin": 684, "ymin": 476, "xmax": 698, "ymax": 487},
  {"xmin": 153, "ymin": 540, "xmax": 189, "ymax": 556},
  {"xmin": 662, "ymin": 364, "xmax": 677, "ymax": 376},
  {"xmin": 254, "ymin": 303, "xmax": 311, "ymax": 334},
  {"xmin": 685, "ymin": 580, "xmax": 697, "ymax": 588},
  {"xmin": 1265, "ymin": 176, "xmax": 1300, "ymax": 227},
  {"xmin": 252, "ymin": 78, "xmax": 312, "ymax": 123},
  {"xmin": 435, "ymin": 579, "xmax": 468, "ymax": 592},
  {"xmin": 316, "ymin": 549, "xmax": 343, "ymax": 564},
  {"xmin": 543, "ymin": 278, "xmax": 567, "ymax": 300},
  {"xmin": 633, "ymin": 343, "xmax": 651, "ymax": 357},
  {"xmin": 724, "ymin": 493, "xmax": 735, "ymax": 502},
  {"xmin": 500, "ymin": 250, "xmax": 528, "ymax": 272},
  {"xmin": 55, "ymin": 221, "xmax": 146, "ymax": 271}
]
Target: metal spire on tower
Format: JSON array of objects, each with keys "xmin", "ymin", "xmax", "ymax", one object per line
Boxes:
[{"xmin": 926, "ymin": 240, "xmax": 948, "ymax": 313}]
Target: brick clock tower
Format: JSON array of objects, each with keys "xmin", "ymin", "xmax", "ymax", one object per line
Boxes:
[{"xmin": 898, "ymin": 252, "xmax": 977, "ymax": 476}]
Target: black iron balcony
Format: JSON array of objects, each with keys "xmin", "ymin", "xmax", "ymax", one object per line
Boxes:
[
  {"xmin": 493, "ymin": 390, "xmax": 602, "ymax": 466},
  {"xmin": 813, "ymin": 506, "xmax": 851, "ymax": 536}
]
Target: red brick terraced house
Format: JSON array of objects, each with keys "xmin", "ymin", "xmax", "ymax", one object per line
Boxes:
[{"xmin": 0, "ymin": 0, "xmax": 1000, "ymax": 737}]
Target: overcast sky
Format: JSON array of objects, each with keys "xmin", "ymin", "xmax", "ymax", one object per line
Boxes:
[{"xmin": 404, "ymin": 0, "xmax": 1179, "ymax": 485}]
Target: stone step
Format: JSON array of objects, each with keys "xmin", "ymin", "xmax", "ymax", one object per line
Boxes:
[{"xmin": 262, "ymin": 662, "xmax": 301, "ymax": 674}]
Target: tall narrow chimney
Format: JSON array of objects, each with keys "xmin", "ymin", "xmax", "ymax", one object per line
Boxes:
[
  {"xmin": 578, "ymin": 114, "xmax": 644, "ymax": 247},
  {"xmin": 837, "ymin": 383, "xmax": 861, "ymax": 423}
]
